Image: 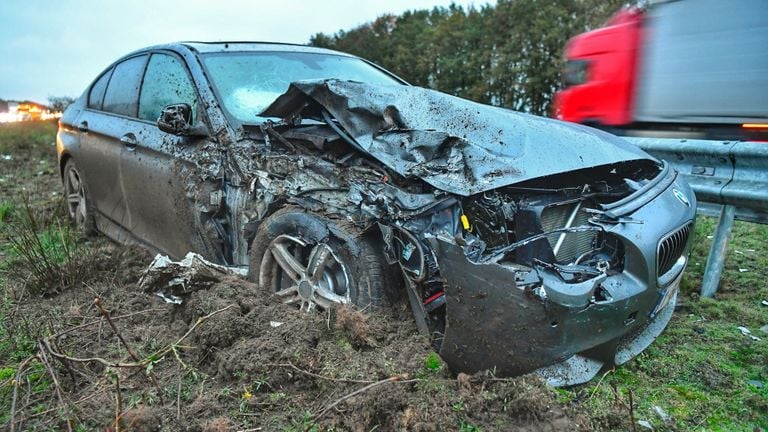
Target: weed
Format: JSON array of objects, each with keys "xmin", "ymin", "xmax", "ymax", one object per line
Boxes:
[
  {"xmin": 425, "ymin": 351, "xmax": 442, "ymax": 371},
  {"xmin": 218, "ymin": 387, "xmax": 234, "ymax": 399},
  {"xmin": 286, "ymin": 411, "xmax": 319, "ymax": 432},
  {"xmin": 459, "ymin": 420, "xmax": 482, "ymax": 432},
  {"xmin": 336, "ymin": 336, "xmax": 352, "ymax": 352},
  {"xmin": 0, "ymin": 366, "xmax": 14, "ymax": 379},
  {"xmin": 452, "ymin": 400, "xmax": 465, "ymax": 412},
  {"xmin": 0, "ymin": 201, "xmax": 12, "ymax": 225},
  {"xmin": 251, "ymin": 376, "xmax": 271, "ymax": 392},
  {"xmin": 3, "ymin": 199, "xmax": 92, "ymax": 295},
  {"xmin": 127, "ymin": 394, "xmax": 142, "ymax": 409}
]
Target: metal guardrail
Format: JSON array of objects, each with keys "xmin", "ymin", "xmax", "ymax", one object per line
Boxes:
[{"xmin": 627, "ymin": 138, "xmax": 768, "ymax": 298}]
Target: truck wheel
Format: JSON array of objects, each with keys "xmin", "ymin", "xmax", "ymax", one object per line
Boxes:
[
  {"xmin": 62, "ymin": 159, "xmax": 96, "ymax": 234},
  {"xmin": 248, "ymin": 208, "xmax": 399, "ymax": 311}
]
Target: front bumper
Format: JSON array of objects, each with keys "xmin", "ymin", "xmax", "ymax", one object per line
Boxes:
[{"xmin": 429, "ymin": 172, "xmax": 696, "ymax": 386}]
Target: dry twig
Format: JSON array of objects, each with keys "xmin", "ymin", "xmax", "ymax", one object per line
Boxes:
[
  {"xmin": 21, "ymin": 390, "xmax": 105, "ymax": 422},
  {"xmin": 266, "ymin": 362, "xmax": 376, "ymax": 384},
  {"xmin": 628, "ymin": 388, "xmax": 636, "ymax": 432},
  {"xmin": 43, "ymin": 304, "xmax": 236, "ymax": 368},
  {"xmin": 313, "ymin": 375, "xmax": 417, "ymax": 422},
  {"xmin": 94, "ymin": 298, "xmax": 140, "ymax": 361},
  {"xmin": 52, "ymin": 308, "xmax": 164, "ymax": 339},
  {"xmin": 94, "ymin": 298, "xmax": 165, "ymax": 404},
  {"xmin": 9, "ymin": 356, "xmax": 35, "ymax": 432},
  {"xmin": 588, "ymin": 368, "xmax": 615, "ymax": 400},
  {"xmin": 37, "ymin": 341, "xmax": 73, "ymax": 432},
  {"xmin": 113, "ymin": 372, "xmax": 122, "ymax": 432},
  {"xmin": 176, "ymin": 365, "xmax": 182, "ymax": 421}
]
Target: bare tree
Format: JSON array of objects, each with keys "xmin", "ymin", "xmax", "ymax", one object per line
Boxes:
[{"xmin": 48, "ymin": 96, "xmax": 76, "ymax": 112}]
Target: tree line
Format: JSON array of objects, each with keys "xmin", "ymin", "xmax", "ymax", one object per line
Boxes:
[{"xmin": 311, "ymin": 0, "xmax": 626, "ymax": 116}]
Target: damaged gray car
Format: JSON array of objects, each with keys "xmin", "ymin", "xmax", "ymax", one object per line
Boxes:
[{"xmin": 57, "ymin": 42, "xmax": 696, "ymax": 386}]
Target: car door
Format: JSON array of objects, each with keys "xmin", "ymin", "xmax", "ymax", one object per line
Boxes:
[
  {"xmin": 119, "ymin": 51, "xmax": 223, "ymax": 260},
  {"xmin": 74, "ymin": 55, "xmax": 148, "ymax": 238}
]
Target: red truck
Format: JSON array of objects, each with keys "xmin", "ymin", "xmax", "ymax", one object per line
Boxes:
[{"xmin": 553, "ymin": 0, "xmax": 768, "ymax": 141}]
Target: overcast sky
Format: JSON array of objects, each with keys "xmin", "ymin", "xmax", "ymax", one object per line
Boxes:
[{"xmin": 1, "ymin": 0, "xmax": 489, "ymax": 104}]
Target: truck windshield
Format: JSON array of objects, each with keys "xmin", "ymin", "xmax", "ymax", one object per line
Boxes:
[
  {"xmin": 203, "ymin": 52, "xmax": 402, "ymax": 123},
  {"xmin": 562, "ymin": 59, "xmax": 589, "ymax": 87}
]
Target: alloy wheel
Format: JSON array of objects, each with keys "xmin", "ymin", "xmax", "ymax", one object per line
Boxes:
[
  {"xmin": 64, "ymin": 165, "xmax": 88, "ymax": 226},
  {"xmin": 259, "ymin": 234, "xmax": 351, "ymax": 312}
]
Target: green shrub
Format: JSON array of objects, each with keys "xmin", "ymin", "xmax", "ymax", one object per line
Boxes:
[{"xmin": 4, "ymin": 199, "xmax": 91, "ymax": 295}]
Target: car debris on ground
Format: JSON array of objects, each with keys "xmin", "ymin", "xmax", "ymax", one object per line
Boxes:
[{"xmin": 138, "ymin": 252, "xmax": 246, "ymax": 304}]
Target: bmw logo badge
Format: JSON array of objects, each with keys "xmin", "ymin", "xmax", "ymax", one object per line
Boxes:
[{"xmin": 673, "ymin": 188, "xmax": 690, "ymax": 206}]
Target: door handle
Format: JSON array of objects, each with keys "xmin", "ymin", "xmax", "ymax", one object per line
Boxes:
[
  {"xmin": 120, "ymin": 133, "xmax": 138, "ymax": 149},
  {"xmin": 77, "ymin": 121, "xmax": 89, "ymax": 133}
]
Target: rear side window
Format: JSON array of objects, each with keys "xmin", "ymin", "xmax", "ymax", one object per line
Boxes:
[
  {"xmin": 88, "ymin": 68, "xmax": 113, "ymax": 110},
  {"xmin": 563, "ymin": 59, "xmax": 590, "ymax": 87},
  {"xmin": 139, "ymin": 53, "xmax": 198, "ymax": 122},
  {"xmin": 102, "ymin": 55, "xmax": 148, "ymax": 117}
]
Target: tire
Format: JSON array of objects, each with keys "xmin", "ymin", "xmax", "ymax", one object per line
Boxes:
[
  {"xmin": 62, "ymin": 159, "xmax": 96, "ymax": 234},
  {"xmin": 248, "ymin": 207, "xmax": 401, "ymax": 311}
]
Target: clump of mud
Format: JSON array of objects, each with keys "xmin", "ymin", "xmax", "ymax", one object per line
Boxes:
[{"xmin": 334, "ymin": 305, "xmax": 373, "ymax": 348}]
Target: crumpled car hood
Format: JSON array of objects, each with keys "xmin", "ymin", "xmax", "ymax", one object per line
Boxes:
[{"xmin": 261, "ymin": 80, "xmax": 655, "ymax": 196}]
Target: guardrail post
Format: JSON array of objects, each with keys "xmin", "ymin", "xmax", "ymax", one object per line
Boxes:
[{"xmin": 701, "ymin": 205, "xmax": 736, "ymax": 298}]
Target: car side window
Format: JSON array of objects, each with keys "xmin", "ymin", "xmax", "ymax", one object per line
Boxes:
[
  {"xmin": 139, "ymin": 53, "xmax": 197, "ymax": 123},
  {"xmin": 88, "ymin": 68, "xmax": 113, "ymax": 110},
  {"xmin": 102, "ymin": 55, "xmax": 148, "ymax": 117}
]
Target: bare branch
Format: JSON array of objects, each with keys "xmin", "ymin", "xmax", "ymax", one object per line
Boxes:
[
  {"xmin": 37, "ymin": 341, "xmax": 73, "ymax": 432},
  {"xmin": 9, "ymin": 356, "xmax": 35, "ymax": 432},
  {"xmin": 313, "ymin": 375, "xmax": 418, "ymax": 422},
  {"xmin": 265, "ymin": 362, "xmax": 376, "ymax": 384},
  {"xmin": 43, "ymin": 304, "xmax": 237, "ymax": 368}
]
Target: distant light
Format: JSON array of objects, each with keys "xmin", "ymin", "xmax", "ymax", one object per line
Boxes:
[
  {"xmin": 742, "ymin": 123, "xmax": 768, "ymax": 129},
  {"xmin": 0, "ymin": 112, "xmax": 22, "ymax": 123}
]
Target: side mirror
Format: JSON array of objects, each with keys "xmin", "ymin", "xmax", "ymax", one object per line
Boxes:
[{"xmin": 157, "ymin": 103, "xmax": 208, "ymax": 137}]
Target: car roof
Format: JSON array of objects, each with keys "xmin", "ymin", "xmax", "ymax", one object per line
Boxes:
[
  {"xmin": 181, "ymin": 41, "xmax": 354, "ymax": 56},
  {"xmin": 122, "ymin": 41, "xmax": 356, "ymax": 58}
]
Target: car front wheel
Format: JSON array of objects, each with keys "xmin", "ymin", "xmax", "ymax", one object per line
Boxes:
[{"xmin": 248, "ymin": 208, "xmax": 398, "ymax": 312}]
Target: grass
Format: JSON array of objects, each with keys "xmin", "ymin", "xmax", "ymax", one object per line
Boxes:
[
  {"xmin": 0, "ymin": 202, "xmax": 12, "ymax": 226},
  {"xmin": 0, "ymin": 120, "xmax": 56, "ymax": 155},
  {"xmin": 564, "ymin": 216, "xmax": 768, "ymax": 430}
]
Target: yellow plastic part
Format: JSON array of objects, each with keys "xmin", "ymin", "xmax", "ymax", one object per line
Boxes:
[{"xmin": 460, "ymin": 214, "xmax": 471, "ymax": 231}]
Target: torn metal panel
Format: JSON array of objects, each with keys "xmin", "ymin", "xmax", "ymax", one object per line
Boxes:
[
  {"xmin": 138, "ymin": 252, "xmax": 247, "ymax": 303},
  {"xmin": 261, "ymin": 80, "xmax": 654, "ymax": 196}
]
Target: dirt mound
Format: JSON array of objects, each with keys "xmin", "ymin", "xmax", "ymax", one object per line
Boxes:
[{"xmin": 5, "ymin": 241, "xmax": 588, "ymax": 431}]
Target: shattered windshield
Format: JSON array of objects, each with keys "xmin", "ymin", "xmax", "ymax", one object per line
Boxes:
[{"xmin": 203, "ymin": 51, "xmax": 402, "ymax": 123}]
